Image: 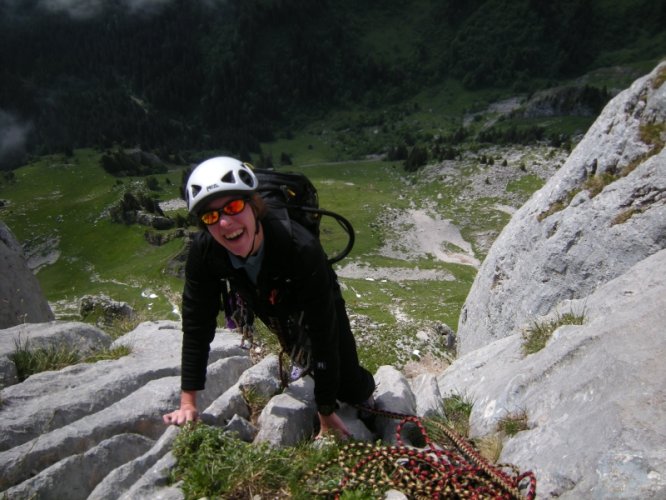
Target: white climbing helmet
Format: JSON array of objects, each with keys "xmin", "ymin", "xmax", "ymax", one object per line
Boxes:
[{"xmin": 185, "ymin": 156, "xmax": 258, "ymax": 214}]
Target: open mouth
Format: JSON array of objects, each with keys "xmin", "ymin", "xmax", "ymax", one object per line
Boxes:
[{"xmin": 224, "ymin": 229, "xmax": 244, "ymax": 241}]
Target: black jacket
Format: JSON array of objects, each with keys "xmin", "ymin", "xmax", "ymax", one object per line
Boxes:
[{"xmin": 180, "ymin": 208, "xmax": 344, "ymax": 408}]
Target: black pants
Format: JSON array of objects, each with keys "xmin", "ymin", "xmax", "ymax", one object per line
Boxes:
[{"xmin": 329, "ymin": 296, "xmax": 376, "ymax": 404}]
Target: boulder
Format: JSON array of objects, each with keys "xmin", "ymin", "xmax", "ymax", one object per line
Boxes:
[
  {"xmin": 0, "ymin": 320, "xmax": 112, "ymax": 390},
  {"xmin": 80, "ymin": 295, "xmax": 135, "ymax": 325},
  {"xmin": 0, "ymin": 221, "xmax": 54, "ymax": 329},
  {"xmin": 0, "ymin": 320, "xmax": 393, "ymax": 498}
]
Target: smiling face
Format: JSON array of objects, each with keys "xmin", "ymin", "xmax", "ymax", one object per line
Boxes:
[{"xmin": 202, "ymin": 195, "xmax": 263, "ymax": 257}]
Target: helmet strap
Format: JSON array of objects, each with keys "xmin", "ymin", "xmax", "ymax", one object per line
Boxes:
[{"xmin": 243, "ymin": 206, "xmax": 262, "ymax": 259}]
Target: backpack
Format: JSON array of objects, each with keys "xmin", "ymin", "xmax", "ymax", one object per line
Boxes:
[
  {"xmin": 221, "ymin": 168, "xmax": 355, "ymax": 352},
  {"xmin": 253, "ymin": 168, "xmax": 355, "ymax": 264}
]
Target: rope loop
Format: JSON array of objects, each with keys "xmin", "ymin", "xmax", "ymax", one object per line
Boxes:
[{"xmin": 303, "ymin": 404, "xmax": 537, "ymax": 499}]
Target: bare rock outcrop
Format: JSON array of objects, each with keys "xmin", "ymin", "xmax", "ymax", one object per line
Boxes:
[
  {"xmin": 0, "ymin": 318, "xmax": 424, "ymax": 499},
  {"xmin": 439, "ymin": 62, "xmax": 666, "ymax": 498},
  {"xmin": 438, "ymin": 249, "xmax": 666, "ymax": 498},
  {"xmin": 457, "ymin": 61, "xmax": 666, "ymax": 355},
  {"xmin": 0, "ymin": 221, "xmax": 54, "ymax": 329}
]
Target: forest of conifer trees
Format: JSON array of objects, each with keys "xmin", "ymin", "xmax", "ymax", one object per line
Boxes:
[{"xmin": 0, "ymin": 0, "xmax": 664, "ymax": 168}]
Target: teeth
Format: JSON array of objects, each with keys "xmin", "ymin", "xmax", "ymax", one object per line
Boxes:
[{"xmin": 225, "ymin": 229, "xmax": 244, "ymax": 241}]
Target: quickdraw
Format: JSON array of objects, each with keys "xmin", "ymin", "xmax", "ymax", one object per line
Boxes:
[{"xmin": 304, "ymin": 405, "xmax": 537, "ymax": 499}]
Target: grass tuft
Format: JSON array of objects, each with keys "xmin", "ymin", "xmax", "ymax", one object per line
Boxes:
[
  {"xmin": 537, "ymin": 189, "xmax": 581, "ymax": 221},
  {"xmin": 83, "ymin": 345, "xmax": 133, "ymax": 363},
  {"xmin": 440, "ymin": 393, "xmax": 474, "ymax": 437},
  {"xmin": 497, "ymin": 410, "xmax": 529, "ymax": 437},
  {"xmin": 522, "ymin": 310, "xmax": 586, "ymax": 355},
  {"xmin": 170, "ymin": 423, "xmax": 344, "ymax": 499},
  {"xmin": 10, "ymin": 339, "xmax": 81, "ymax": 382},
  {"xmin": 241, "ymin": 387, "xmax": 272, "ymax": 425},
  {"xmin": 582, "ymin": 171, "xmax": 617, "ymax": 197},
  {"xmin": 652, "ymin": 65, "xmax": 666, "ymax": 90},
  {"xmin": 610, "ymin": 207, "xmax": 644, "ymax": 226},
  {"xmin": 10, "ymin": 337, "xmax": 132, "ymax": 381}
]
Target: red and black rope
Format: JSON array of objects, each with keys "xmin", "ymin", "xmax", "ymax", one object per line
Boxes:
[{"xmin": 304, "ymin": 405, "xmax": 537, "ymax": 499}]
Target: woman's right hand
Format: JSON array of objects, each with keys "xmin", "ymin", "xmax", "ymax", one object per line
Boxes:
[
  {"xmin": 163, "ymin": 404, "xmax": 198, "ymax": 426},
  {"xmin": 163, "ymin": 390, "xmax": 199, "ymax": 426}
]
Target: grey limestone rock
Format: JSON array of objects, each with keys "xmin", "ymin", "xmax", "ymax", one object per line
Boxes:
[
  {"xmin": 0, "ymin": 221, "xmax": 54, "ymax": 329},
  {"xmin": 438, "ymin": 249, "xmax": 666, "ymax": 498},
  {"xmin": 457, "ymin": 61, "xmax": 666, "ymax": 355}
]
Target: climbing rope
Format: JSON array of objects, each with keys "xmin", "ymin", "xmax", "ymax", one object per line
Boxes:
[{"xmin": 304, "ymin": 405, "xmax": 537, "ymax": 499}]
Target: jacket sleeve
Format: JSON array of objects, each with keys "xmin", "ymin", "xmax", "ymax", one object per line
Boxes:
[{"xmin": 180, "ymin": 235, "xmax": 223, "ymax": 391}]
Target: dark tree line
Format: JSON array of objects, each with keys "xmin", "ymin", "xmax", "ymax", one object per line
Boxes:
[{"xmin": 1, "ymin": 0, "xmax": 663, "ymax": 164}]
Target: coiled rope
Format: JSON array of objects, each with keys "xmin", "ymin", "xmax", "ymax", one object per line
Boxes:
[{"xmin": 304, "ymin": 405, "xmax": 537, "ymax": 499}]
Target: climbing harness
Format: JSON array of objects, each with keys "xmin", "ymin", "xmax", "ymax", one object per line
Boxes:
[
  {"xmin": 228, "ymin": 291, "xmax": 255, "ymax": 350},
  {"xmin": 304, "ymin": 404, "xmax": 537, "ymax": 499},
  {"xmin": 276, "ymin": 311, "xmax": 313, "ymax": 388}
]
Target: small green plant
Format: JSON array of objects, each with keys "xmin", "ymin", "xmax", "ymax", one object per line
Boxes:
[
  {"xmin": 83, "ymin": 345, "xmax": 132, "ymax": 363},
  {"xmin": 103, "ymin": 315, "xmax": 143, "ymax": 340},
  {"xmin": 170, "ymin": 423, "xmax": 344, "ymax": 499},
  {"xmin": 522, "ymin": 310, "xmax": 586, "ymax": 355},
  {"xmin": 241, "ymin": 387, "xmax": 272, "ymax": 425},
  {"xmin": 10, "ymin": 338, "xmax": 132, "ymax": 381},
  {"xmin": 10, "ymin": 339, "xmax": 81, "ymax": 382},
  {"xmin": 652, "ymin": 65, "xmax": 666, "ymax": 89},
  {"xmin": 440, "ymin": 393, "xmax": 474, "ymax": 437},
  {"xmin": 583, "ymin": 171, "xmax": 617, "ymax": 197},
  {"xmin": 537, "ymin": 188, "xmax": 581, "ymax": 221},
  {"xmin": 497, "ymin": 410, "xmax": 529, "ymax": 436}
]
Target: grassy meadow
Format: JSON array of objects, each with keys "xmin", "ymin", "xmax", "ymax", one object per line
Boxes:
[{"xmin": 1, "ymin": 143, "xmax": 483, "ymax": 370}]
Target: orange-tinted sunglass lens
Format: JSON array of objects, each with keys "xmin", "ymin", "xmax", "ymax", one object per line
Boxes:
[
  {"xmin": 200, "ymin": 210, "xmax": 220, "ymax": 225},
  {"xmin": 200, "ymin": 198, "xmax": 246, "ymax": 225},
  {"xmin": 222, "ymin": 198, "xmax": 246, "ymax": 215}
]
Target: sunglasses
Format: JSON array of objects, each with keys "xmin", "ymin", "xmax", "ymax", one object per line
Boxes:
[{"xmin": 200, "ymin": 198, "xmax": 247, "ymax": 225}]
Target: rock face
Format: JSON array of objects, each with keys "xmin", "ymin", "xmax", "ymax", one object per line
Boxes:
[
  {"xmin": 457, "ymin": 61, "xmax": 666, "ymax": 355},
  {"xmin": 0, "ymin": 221, "xmax": 54, "ymax": 329},
  {"xmin": 0, "ymin": 319, "xmax": 435, "ymax": 498},
  {"xmin": 438, "ymin": 249, "xmax": 666, "ymax": 498},
  {"xmin": 438, "ymin": 62, "xmax": 666, "ymax": 498}
]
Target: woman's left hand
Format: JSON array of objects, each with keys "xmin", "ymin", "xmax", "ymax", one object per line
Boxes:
[{"xmin": 316, "ymin": 411, "xmax": 351, "ymax": 440}]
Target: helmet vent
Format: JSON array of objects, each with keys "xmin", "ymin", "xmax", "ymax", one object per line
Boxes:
[
  {"xmin": 239, "ymin": 169, "xmax": 255, "ymax": 187},
  {"xmin": 221, "ymin": 171, "xmax": 235, "ymax": 184},
  {"xmin": 191, "ymin": 184, "xmax": 202, "ymax": 198}
]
